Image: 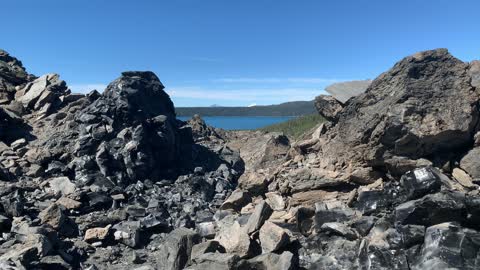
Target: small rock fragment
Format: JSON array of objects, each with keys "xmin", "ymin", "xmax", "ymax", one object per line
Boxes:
[
  {"xmin": 220, "ymin": 189, "xmax": 252, "ymax": 211},
  {"xmin": 216, "ymin": 221, "xmax": 252, "ymax": 258},
  {"xmin": 47, "ymin": 177, "xmax": 76, "ymax": 196},
  {"xmin": 113, "ymin": 221, "xmax": 141, "ymax": 248},
  {"xmin": 157, "ymin": 227, "xmax": 200, "ymax": 270},
  {"xmin": 259, "ymin": 221, "xmax": 290, "ymax": 253},
  {"xmin": 265, "ymin": 192, "xmax": 285, "ymax": 211},
  {"xmin": 244, "ymin": 200, "xmax": 273, "ymax": 234},
  {"xmin": 56, "ymin": 197, "xmax": 82, "ymax": 210},
  {"xmin": 84, "ymin": 225, "xmax": 111, "ymax": 243}
]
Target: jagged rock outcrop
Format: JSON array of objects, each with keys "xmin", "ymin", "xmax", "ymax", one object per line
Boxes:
[
  {"xmin": 313, "ymin": 95, "xmax": 343, "ymax": 122},
  {"xmin": 15, "ymin": 73, "xmax": 70, "ymax": 116},
  {"xmin": 28, "ymin": 71, "xmax": 196, "ymax": 187},
  {"xmin": 332, "ymin": 49, "xmax": 478, "ymax": 163},
  {"xmin": 278, "ymin": 49, "xmax": 480, "ymax": 192},
  {"xmin": 0, "ymin": 50, "xmax": 30, "ymax": 103},
  {"xmin": 186, "ymin": 114, "xmax": 223, "ymax": 143}
]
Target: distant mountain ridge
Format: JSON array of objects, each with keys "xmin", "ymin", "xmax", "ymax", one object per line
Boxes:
[{"xmin": 176, "ymin": 100, "xmax": 316, "ymax": 117}]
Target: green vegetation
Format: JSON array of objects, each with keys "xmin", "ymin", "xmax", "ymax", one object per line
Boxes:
[
  {"xmin": 260, "ymin": 114, "xmax": 325, "ymax": 139},
  {"xmin": 176, "ymin": 101, "xmax": 316, "ymax": 117}
]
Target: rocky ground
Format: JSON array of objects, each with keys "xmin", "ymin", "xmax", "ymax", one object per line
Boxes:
[{"xmin": 0, "ymin": 48, "xmax": 480, "ymax": 270}]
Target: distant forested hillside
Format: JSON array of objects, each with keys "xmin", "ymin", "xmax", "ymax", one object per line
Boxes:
[{"xmin": 176, "ymin": 101, "xmax": 316, "ymax": 117}]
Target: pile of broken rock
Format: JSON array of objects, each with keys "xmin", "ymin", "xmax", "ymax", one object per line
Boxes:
[
  {"xmin": 0, "ymin": 49, "xmax": 246, "ymax": 269},
  {"xmin": 217, "ymin": 49, "xmax": 480, "ymax": 270},
  {"xmin": 1, "ymin": 47, "xmax": 480, "ymax": 270}
]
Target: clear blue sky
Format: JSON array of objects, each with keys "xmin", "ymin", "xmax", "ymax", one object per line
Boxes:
[{"xmin": 2, "ymin": 0, "xmax": 479, "ymax": 106}]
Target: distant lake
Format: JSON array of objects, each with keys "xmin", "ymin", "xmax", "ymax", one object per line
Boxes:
[{"xmin": 178, "ymin": 116, "xmax": 295, "ymax": 130}]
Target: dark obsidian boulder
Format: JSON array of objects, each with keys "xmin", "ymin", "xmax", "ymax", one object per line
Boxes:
[
  {"xmin": 400, "ymin": 167, "xmax": 442, "ymax": 200},
  {"xmin": 352, "ymin": 216, "xmax": 377, "ymax": 236},
  {"xmin": 313, "ymin": 207, "xmax": 356, "ymax": 231},
  {"xmin": 395, "ymin": 191, "xmax": 466, "ymax": 226},
  {"xmin": 87, "ymin": 71, "xmax": 176, "ymax": 130},
  {"xmin": 412, "ymin": 222, "xmax": 480, "ymax": 270},
  {"xmin": 397, "ymin": 225, "xmax": 425, "ymax": 248},
  {"xmin": 360, "ymin": 245, "xmax": 410, "ymax": 270},
  {"xmin": 465, "ymin": 195, "xmax": 480, "ymax": 230}
]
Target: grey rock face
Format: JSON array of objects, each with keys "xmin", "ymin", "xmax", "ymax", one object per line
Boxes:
[
  {"xmin": 334, "ymin": 49, "xmax": 477, "ymax": 166},
  {"xmin": 180, "ymin": 49, "xmax": 480, "ymax": 270},
  {"xmin": 232, "ymin": 131, "xmax": 289, "ymax": 195},
  {"xmin": 0, "ymin": 233, "xmax": 52, "ymax": 266},
  {"xmin": 47, "ymin": 176, "xmax": 76, "ymax": 196},
  {"xmin": 314, "ymin": 207, "xmax": 357, "ymax": 230},
  {"xmin": 29, "ymin": 71, "xmax": 196, "ymax": 188},
  {"xmin": 320, "ymin": 222, "xmax": 357, "ymax": 240},
  {"xmin": 265, "ymin": 192, "xmax": 285, "ymax": 211},
  {"xmin": 313, "ymin": 94, "xmax": 343, "ymax": 121},
  {"xmin": 279, "ymin": 49, "xmax": 480, "ymax": 192},
  {"xmin": 187, "ymin": 114, "xmax": 222, "ymax": 142},
  {"xmin": 191, "ymin": 240, "xmax": 223, "ymax": 261},
  {"xmin": 0, "ymin": 107, "xmax": 31, "ymax": 148},
  {"xmin": 470, "ymin": 60, "xmax": 480, "ymax": 88},
  {"xmin": 97, "ymin": 71, "xmax": 175, "ymax": 127}
]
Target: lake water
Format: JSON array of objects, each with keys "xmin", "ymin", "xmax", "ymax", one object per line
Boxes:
[{"xmin": 178, "ymin": 116, "xmax": 294, "ymax": 130}]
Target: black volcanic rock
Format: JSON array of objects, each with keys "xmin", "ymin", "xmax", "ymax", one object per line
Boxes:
[
  {"xmin": 260, "ymin": 49, "xmax": 480, "ymax": 268},
  {"xmin": 0, "ymin": 50, "xmax": 245, "ymax": 267},
  {"xmin": 92, "ymin": 71, "xmax": 175, "ymax": 128},
  {"xmin": 0, "ymin": 49, "xmax": 30, "ymax": 102},
  {"xmin": 3, "ymin": 48, "xmax": 480, "ymax": 270},
  {"xmin": 30, "ymin": 71, "xmax": 193, "ymax": 186},
  {"xmin": 413, "ymin": 222, "xmax": 480, "ymax": 269},
  {"xmin": 395, "ymin": 191, "xmax": 466, "ymax": 227},
  {"xmin": 0, "ymin": 107, "xmax": 32, "ymax": 145},
  {"xmin": 400, "ymin": 167, "xmax": 442, "ymax": 200}
]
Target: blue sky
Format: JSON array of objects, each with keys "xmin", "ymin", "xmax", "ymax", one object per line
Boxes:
[{"xmin": 2, "ymin": 1, "xmax": 479, "ymax": 106}]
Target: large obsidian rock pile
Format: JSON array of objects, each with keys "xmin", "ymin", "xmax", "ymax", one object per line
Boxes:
[
  {"xmin": 1, "ymin": 48, "xmax": 480, "ymax": 270},
  {"xmin": 0, "ymin": 50, "xmax": 244, "ymax": 269},
  {"xmin": 214, "ymin": 49, "xmax": 480, "ymax": 270}
]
